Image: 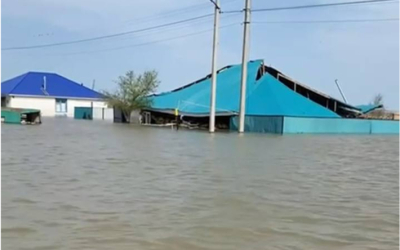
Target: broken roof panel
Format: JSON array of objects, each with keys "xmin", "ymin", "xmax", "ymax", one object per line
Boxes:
[
  {"xmin": 149, "ymin": 60, "xmax": 263, "ymax": 115},
  {"xmin": 148, "ymin": 60, "xmax": 362, "ymax": 118},
  {"xmin": 246, "ymin": 73, "xmax": 340, "ymax": 117},
  {"xmin": 356, "ymin": 104, "xmax": 383, "ymax": 114}
]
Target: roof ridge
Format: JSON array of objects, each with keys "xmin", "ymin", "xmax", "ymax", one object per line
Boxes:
[
  {"xmin": 152, "ymin": 61, "xmax": 255, "ymax": 97},
  {"xmin": 52, "ymin": 73, "xmax": 103, "ymax": 96},
  {"xmin": 8, "ymin": 73, "xmax": 30, "ymax": 95}
]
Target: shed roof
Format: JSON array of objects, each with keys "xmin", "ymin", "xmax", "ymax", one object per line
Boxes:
[{"xmin": 1, "ymin": 72, "xmax": 103, "ymax": 99}]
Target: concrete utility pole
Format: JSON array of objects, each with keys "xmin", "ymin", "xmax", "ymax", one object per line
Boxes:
[
  {"xmin": 209, "ymin": 0, "xmax": 220, "ymax": 133},
  {"xmin": 238, "ymin": 0, "xmax": 251, "ymax": 133}
]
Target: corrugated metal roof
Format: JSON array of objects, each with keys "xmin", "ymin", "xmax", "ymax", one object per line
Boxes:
[
  {"xmin": 149, "ymin": 60, "xmax": 340, "ymax": 118},
  {"xmin": 246, "ymin": 73, "xmax": 339, "ymax": 117},
  {"xmin": 1, "ymin": 72, "xmax": 103, "ymax": 99},
  {"xmin": 149, "ymin": 60, "xmax": 263, "ymax": 114}
]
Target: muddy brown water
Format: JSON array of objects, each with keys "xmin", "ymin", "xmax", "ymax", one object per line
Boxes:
[{"xmin": 2, "ymin": 118, "xmax": 399, "ymax": 250}]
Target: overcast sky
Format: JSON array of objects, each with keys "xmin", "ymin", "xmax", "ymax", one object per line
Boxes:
[{"xmin": 2, "ymin": 0, "xmax": 399, "ymax": 109}]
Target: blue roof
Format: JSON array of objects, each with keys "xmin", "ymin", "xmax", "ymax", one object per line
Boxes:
[
  {"xmin": 1, "ymin": 72, "xmax": 103, "ymax": 99},
  {"xmin": 149, "ymin": 60, "xmax": 339, "ymax": 118}
]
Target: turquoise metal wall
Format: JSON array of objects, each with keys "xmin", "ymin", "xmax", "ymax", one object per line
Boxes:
[
  {"xmin": 74, "ymin": 107, "xmax": 93, "ymax": 120},
  {"xmin": 370, "ymin": 120, "xmax": 400, "ymax": 134},
  {"xmin": 230, "ymin": 116, "xmax": 283, "ymax": 133},
  {"xmin": 283, "ymin": 117, "xmax": 399, "ymax": 134},
  {"xmin": 230, "ymin": 115, "xmax": 399, "ymax": 134}
]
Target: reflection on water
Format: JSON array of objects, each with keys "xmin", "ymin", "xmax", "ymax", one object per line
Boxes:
[{"xmin": 2, "ymin": 118, "xmax": 399, "ymax": 250}]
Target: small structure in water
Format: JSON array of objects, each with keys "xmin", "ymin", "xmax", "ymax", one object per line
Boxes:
[
  {"xmin": 1, "ymin": 72, "xmax": 107, "ymax": 117},
  {"xmin": 1, "ymin": 108, "xmax": 41, "ymax": 125}
]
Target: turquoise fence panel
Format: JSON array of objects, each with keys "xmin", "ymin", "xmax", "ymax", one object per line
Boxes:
[
  {"xmin": 283, "ymin": 117, "xmax": 399, "ymax": 134},
  {"xmin": 74, "ymin": 107, "xmax": 93, "ymax": 120},
  {"xmin": 230, "ymin": 116, "xmax": 283, "ymax": 133},
  {"xmin": 370, "ymin": 120, "xmax": 399, "ymax": 134}
]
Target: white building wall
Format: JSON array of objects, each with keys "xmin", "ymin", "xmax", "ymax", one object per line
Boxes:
[
  {"xmin": 8, "ymin": 96, "xmax": 56, "ymax": 116},
  {"xmin": 8, "ymin": 96, "xmax": 107, "ymax": 118},
  {"xmin": 92, "ymin": 107, "xmax": 114, "ymax": 121},
  {"xmin": 66, "ymin": 99, "xmax": 107, "ymax": 118}
]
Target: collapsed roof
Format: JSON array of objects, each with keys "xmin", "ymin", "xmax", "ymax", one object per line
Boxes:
[{"xmin": 147, "ymin": 60, "xmax": 366, "ymax": 118}]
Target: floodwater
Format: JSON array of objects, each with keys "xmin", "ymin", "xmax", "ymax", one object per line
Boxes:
[{"xmin": 2, "ymin": 118, "xmax": 399, "ymax": 250}]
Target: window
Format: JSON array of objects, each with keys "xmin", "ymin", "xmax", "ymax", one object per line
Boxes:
[{"xmin": 55, "ymin": 99, "xmax": 67, "ymax": 113}]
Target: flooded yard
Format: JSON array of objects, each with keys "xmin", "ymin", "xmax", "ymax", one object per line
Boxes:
[{"xmin": 2, "ymin": 118, "xmax": 399, "ymax": 250}]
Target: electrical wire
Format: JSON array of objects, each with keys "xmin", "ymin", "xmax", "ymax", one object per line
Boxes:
[
  {"xmin": 252, "ymin": 0, "xmax": 398, "ymax": 12},
  {"xmin": 122, "ymin": 0, "xmax": 239, "ymax": 25},
  {"xmin": 4, "ymin": 0, "xmax": 396, "ymax": 51},
  {"xmin": 40, "ymin": 23, "xmax": 239, "ymax": 56},
  {"xmin": 252, "ymin": 18, "xmax": 399, "ymax": 24},
  {"xmin": 114, "ymin": 13, "xmax": 240, "ymax": 43},
  {"xmin": 2, "ymin": 14, "xmax": 214, "ymax": 51}
]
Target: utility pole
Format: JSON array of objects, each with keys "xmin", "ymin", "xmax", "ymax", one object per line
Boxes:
[
  {"xmin": 209, "ymin": 0, "xmax": 220, "ymax": 133},
  {"xmin": 92, "ymin": 79, "xmax": 96, "ymax": 90},
  {"xmin": 238, "ymin": 0, "xmax": 251, "ymax": 133}
]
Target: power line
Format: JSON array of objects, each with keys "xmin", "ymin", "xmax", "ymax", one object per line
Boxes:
[
  {"xmin": 215, "ymin": 0, "xmax": 398, "ymax": 15},
  {"xmin": 40, "ymin": 23, "xmax": 239, "ymax": 56},
  {"xmin": 123, "ymin": 2, "xmax": 212, "ymax": 25},
  {"xmin": 2, "ymin": 14, "xmax": 214, "ymax": 51},
  {"xmin": 252, "ymin": 0, "xmax": 398, "ymax": 12},
  {"xmin": 76, "ymin": 12, "xmax": 239, "ymax": 50},
  {"xmin": 122, "ymin": 0, "xmax": 239, "ymax": 25},
  {"xmin": 222, "ymin": 10, "xmax": 242, "ymax": 14},
  {"xmin": 113, "ymin": 12, "xmax": 239, "ymax": 43},
  {"xmin": 252, "ymin": 18, "xmax": 399, "ymax": 24}
]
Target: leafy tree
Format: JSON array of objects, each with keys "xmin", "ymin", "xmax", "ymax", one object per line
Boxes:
[{"xmin": 103, "ymin": 70, "xmax": 159, "ymax": 122}]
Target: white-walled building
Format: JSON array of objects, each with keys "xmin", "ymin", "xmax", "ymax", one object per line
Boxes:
[{"xmin": 1, "ymin": 72, "xmax": 107, "ymax": 117}]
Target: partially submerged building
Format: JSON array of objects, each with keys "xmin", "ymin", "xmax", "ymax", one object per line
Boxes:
[
  {"xmin": 144, "ymin": 60, "xmax": 398, "ymax": 134},
  {"xmin": 1, "ymin": 72, "xmax": 107, "ymax": 117}
]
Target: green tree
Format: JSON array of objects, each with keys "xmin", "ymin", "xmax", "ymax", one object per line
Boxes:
[{"xmin": 104, "ymin": 70, "xmax": 159, "ymax": 122}]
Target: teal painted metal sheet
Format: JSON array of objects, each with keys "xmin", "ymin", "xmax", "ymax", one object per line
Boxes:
[
  {"xmin": 149, "ymin": 60, "xmax": 339, "ymax": 118},
  {"xmin": 149, "ymin": 60, "xmax": 263, "ymax": 115},
  {"xmin": 230, "ymin": 116, "xmax": 283, "ymax": 134},
  {"xmin": 246, "ymin": 73, "xmax": 339, "ymax": 117},
  {"xmin": 1, "ymin": 108, "xmax": 41, "ymax": 124},
  {"xmin": 355, "ymin": 104, "xmax": 383, "ymax": 114},
  {"xmin": 370, "ymin": 120, "xmax": 400, "ymax": 134},
  {"xmin": 1, "ymin": 109, "xmax": 21, "ymax": 124},
  {"xmin": 74, "ymin": 107, "xmax": 93, "ymax": 120},
  {"xmin": 283, "ymin": 117, "xmax": 399, "ymax": 134}
]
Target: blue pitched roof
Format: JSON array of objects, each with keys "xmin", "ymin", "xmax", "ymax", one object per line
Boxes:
[
  {"xmin": 1, "ymin": 72, "xmax": 103, "ymax": 99},
  {"xmin": 149, "ymin": 60, "xmax": 339, "ymax": 118}
]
